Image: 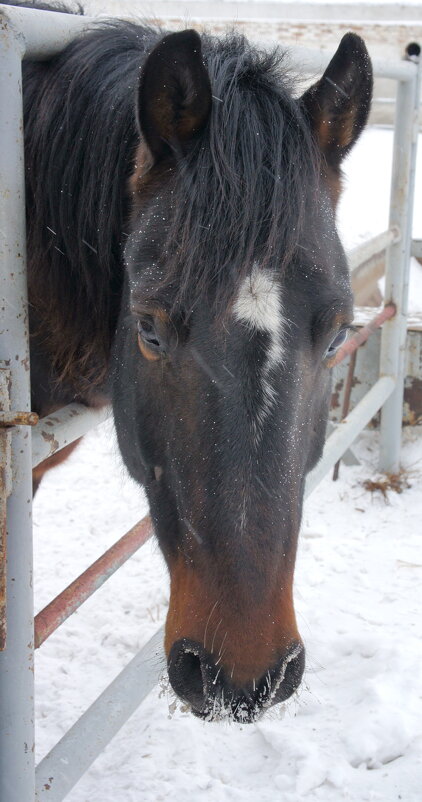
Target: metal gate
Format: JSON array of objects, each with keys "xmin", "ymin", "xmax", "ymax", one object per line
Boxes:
[{"xmin": 0, "ymin": 5, "xmax": 420, "ymax": 800}]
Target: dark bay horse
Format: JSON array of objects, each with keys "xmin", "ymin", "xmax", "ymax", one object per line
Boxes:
[{"xmin": 11, "ymin": 0, "xmax": 372, "ymax": 721}]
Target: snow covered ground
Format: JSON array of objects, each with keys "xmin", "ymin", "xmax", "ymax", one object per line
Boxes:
[
  {"xmin": 34, "ymin": 423, "xmax": 422, "ymax": 802},
  {"xmin": 33, "ymin": 124, "xmax": 422, "ymax": 801}
]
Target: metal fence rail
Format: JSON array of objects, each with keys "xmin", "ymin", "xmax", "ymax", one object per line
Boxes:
[
  {"xmin": 35, "ymin": 626, "xmax": 165, "ymax": 802},
  {"xmin": 0, "ymin": 4, "xmax": 420, "ymax": 801},
  {"xmin": 34, "ymin": 516, "xmax": 153, "ymax": 649},
  {"xmin": 32, "ymin": 404, "xmax": 111, "ymax": 468}
]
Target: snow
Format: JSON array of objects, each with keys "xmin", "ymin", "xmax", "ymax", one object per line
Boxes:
[
  {"xmin": 337, "ymin": 127, "xmax": 422, "ymax": 251},
  {"xmin": 33, "ymin": 124, "xmax": 422, "ymax": 801},
  {"xmin": 338, "ymin": 127, "xmax": 422, "ymax": 310},
  {"xmin": 33, "ymin": 424, "xmax": 422, "ymax": 802}
]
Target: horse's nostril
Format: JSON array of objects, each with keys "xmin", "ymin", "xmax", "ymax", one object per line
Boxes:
[
  {"xmin": 168, "ymin": 639, "xmax": 210, "ymax": 712},
  {"xmin": 263, "ymin": 642, "xmax": 305, "ymax": 706}
]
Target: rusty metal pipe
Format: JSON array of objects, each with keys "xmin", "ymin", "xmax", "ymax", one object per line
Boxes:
[
  {"xmin": 331, "ymin": 303, "xmax": 397, "ymax": 367},
  {"xmin": 34, "ymin": 516, "xmax": 153, "ymax": 649},
  {"xmin": 0, "ymin": 410, "xmax": 39, "ymax": 427}
]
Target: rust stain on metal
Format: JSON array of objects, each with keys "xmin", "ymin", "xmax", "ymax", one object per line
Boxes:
[
  {"xmin": 0, "ymin": 410, "xmax": 39, "ymax": 427},
  {"xmin": 403, "ymin": 377, "xmax": 422, "ymax": 425},
  {"xmin": 330, "ymin": 379, "xmax": 344, "ymax": 411},
  {"xmin": 34, "ymin": 515, "xmax": 153, "ymax": 648},
  {"xmin": 41, "ymin": 429, "xmax": 59, "ymax": 453}
]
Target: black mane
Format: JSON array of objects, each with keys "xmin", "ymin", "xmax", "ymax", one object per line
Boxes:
[{"xmin": 22, "ymin": 18, "xmax": 162, "ymax": 386}]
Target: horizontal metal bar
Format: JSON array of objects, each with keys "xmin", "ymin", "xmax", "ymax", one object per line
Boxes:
[
  {"xmin": 348, "ymin": 228, "xmax": 399, "ymax": 274},
  {"xmin": 34, "ymin": 516, "xmax": 153, "ymax": 648},
  {"xmin": 332, "ymin": 303, "xmax": 397, "ymax": 367},
  {"xmin": 35, "ymin": 626, "xmax": 165, "ymax": 801},
  {"xmin": 305, "ymin": 375, "xmax": 395, "ymax": 497},
  {"xmin": 1, "ymin": 5, "xmax": 419, "ymax": 82},
  {"xmin": 31, "ymin": 404, "xmax": 111, "ymax": 468},
  {"xmin": 288, "ymin": 45, "xmax": 418, "ymax": 81},
  {"xmin": 0, "ymin": 4, "xmax": 93, "ymax": 59},
  {"xmin": 326, "ymin": 421, "xmax": 359, "ymax": 467}
]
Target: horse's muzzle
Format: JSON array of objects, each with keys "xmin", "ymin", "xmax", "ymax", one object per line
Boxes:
[{"xmin": 167, "ymin": 637, "xmax": 305, "ymax": 722}]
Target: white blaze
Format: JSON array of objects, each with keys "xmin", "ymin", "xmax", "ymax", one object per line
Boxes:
[{"xmin": 233, "ymin": 266, "xmax": 285, "ymax": 442}]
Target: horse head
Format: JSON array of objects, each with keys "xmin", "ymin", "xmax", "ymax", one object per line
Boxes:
[{"xmin": 113, "ymin": 30, "xmax": 372, "ymax": 721}]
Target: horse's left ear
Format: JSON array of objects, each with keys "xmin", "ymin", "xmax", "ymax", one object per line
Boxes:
[
  {"xmin": 301, "ymin": 33, "xmax": 373, "ymax": 168},
  {"xmin": 138, "ymin": 29, "xmax": 212, "ymax": 161}
]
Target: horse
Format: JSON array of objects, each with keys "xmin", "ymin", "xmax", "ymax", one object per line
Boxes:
[{"xmin": 7, "ymin": 0, "xmax": 373, "ymax": 721}]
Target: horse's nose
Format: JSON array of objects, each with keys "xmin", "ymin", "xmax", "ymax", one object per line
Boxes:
[{"xmin": 168, "ymin": 638, "xmax": 305, "ymax": 721}]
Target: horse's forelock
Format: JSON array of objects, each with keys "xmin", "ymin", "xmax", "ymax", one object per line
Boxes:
[{"xmin": 158, "ymin": 36, "xmax": 321, "ymax": 315}]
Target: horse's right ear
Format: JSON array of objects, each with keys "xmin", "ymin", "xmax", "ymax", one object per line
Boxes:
[{"xmin": 138, "ymin": 30, "xmax": 212, "ymax": 161}]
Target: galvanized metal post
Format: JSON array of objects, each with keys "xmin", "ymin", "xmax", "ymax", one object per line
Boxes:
[
  {"xmin": 0, "ymin": 25, "xmax": 35, "ymax": 802},
  {"xmin": 379, "ymin": 52, "xmax": 421, "ymax": 472},
  {"xmin": 0, "ymin": 367, "xmax": 12, "ymax": 651}
]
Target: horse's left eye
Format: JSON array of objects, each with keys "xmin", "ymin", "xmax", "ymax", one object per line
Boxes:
[
  {"xmin": 136, "ymin": 315, "xmax": 166, "ymax": 358},
  {"xmin": 325, "ymin": 328, "xmax": 349, "ymax": 358},
  {"xmin": 137, "ymin": 317, "xmax": 160, "ymax": 348}
]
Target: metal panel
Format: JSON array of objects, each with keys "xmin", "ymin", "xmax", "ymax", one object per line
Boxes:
[{"xmin": 0, "ymin": 26, "xmax": 35, "ymax": 802}]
